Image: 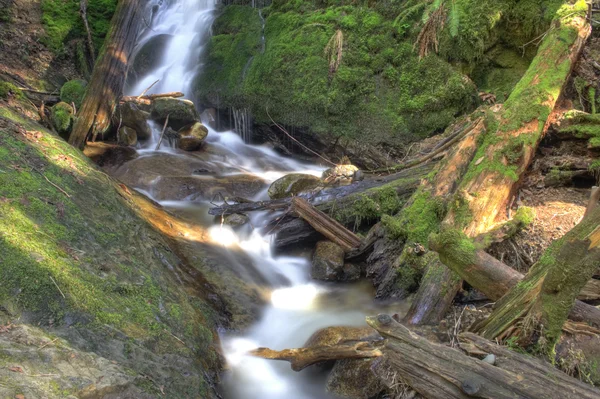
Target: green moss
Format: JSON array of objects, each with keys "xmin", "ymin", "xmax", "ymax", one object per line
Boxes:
[
  {"xmin": 40, "ymin": 0, "xmax": 117, "ymax": 52},
  {"xmin": 50, "ymin": 102, "xmax": 74, "ymax": 135},
  {"xmin": 332, "ymin": 185, "xmax": 403, "ymax": 228},
  {"xmin": 429, "ymin": 228, "xmax": 478, "ymax": 268},
  {"xmin": 60, "ymin": 79, "xmax": 87, "ymax": 109},
  {"xmin": 0, "ymin": 82, "xmax": 24, "ymax": 100}
]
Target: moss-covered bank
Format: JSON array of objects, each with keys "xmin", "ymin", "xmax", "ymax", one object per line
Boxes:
[
  {"xmin": 196, "ymin": 0, "xmax": 562, "ymax": 147},
  {"xmin": 0, "ymin": 102, "xmax": 224, "ymax": 397}
]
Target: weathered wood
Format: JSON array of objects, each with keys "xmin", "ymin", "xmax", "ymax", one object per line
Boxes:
[
  {"xmin": 248, "ymin": 342, "xmax": 382, "ymax": 372},
  {"xmin": 69, "ymin": 0, "xmax": 146, "ymax": 149},
  {"xmin": 367, "ymin": 314, "xmax": 600, "ymax": 399},
  {"xmin": 121, "ymin": 92, "xmax": 184, "ymax": 102},
  {"xmin": 291, "ymin": 197, "xmax": 361, "ymax": 251},
  {"xmin": 80, "ymin": 0, "xmax": 96, "ymax": 65},
  {"xmin": 584, "ymin": 186, "xmax": 600, "ymax": 220},
  {"xmin": 579, "ymin": 278, "xmax": 600, "ymax": 301}
]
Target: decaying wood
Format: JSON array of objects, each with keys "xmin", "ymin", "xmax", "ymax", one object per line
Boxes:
[
  {"xmin": 584, "ymin": 186, "xmax": 600, "ymax": 219},
  {"xmin": 291, "ymin": 197, "xmax": 361, "ymax": 252},
  {"xmin": 579, "ymin": 278, "xmax": 600, "ymax": 301},
  {"xmin": 69, "ymin": 0, "xmax": 146, "ymax": 149},
  {"xmin": 367, "ymin": 314, "xmax": 600, "ymax": 399},
  {"xmin": 248, "ymin": 342, "xmax": 382, "ymax": 372},
  {"xmin": 155, "ymin": 114, "xmax": 169, "ymax": 151},
  {"xmin": 121, "ymin": 92, "xmax": 184, "ymax": 102}
]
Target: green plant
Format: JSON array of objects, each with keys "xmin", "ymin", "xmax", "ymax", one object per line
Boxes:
[{"xmin": 60, "ymin": 79, "xmax": 87, "ymax": 109}]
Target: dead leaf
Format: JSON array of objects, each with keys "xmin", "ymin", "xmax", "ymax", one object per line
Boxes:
[
  {"xmin": 9, "ymin": 366, "xmax": 24, "ymax": 373},
  {"xmin": 474, "ymin": 157, "xmax": 484, "ymax": 166}
]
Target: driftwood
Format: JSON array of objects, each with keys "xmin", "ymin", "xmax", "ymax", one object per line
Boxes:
[
  {"xmin": 291, "ymin": 197, "xmax": 361, "ymax": 251},
  {"xmin": 248, "ymin": 342, "xmax": 382, "ymax": 372},
  {"xmin": 368, "ymin": 314, "xmax": 600, "ymax": 399},
  {"xmin": 121, "ymin": 92, "xmax": 184, "ymax": 102},
  {"xmin": 69, "ymin": 0, "xmax": 146, "ymax": 149}
]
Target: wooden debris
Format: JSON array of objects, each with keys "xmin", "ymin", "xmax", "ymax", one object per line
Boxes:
[
  {"xmin": 291, "ymin": 197, "xmax": 361, "ymax": 251},
  {"xmin": 248, "ymin": 341, "xmax": 382, "ymax": 372}
]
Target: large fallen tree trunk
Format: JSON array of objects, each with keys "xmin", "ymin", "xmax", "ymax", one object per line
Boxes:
[
  {"xmin": 407, "ymin": 1, "xmax": 590, "ymax": 323},
  {"xmin": 69, "ymin": 0, "xmax": 146, "ymax": 149},
  {"xmin": 367, "ymin": 314, "xmax": 600, "ymax": 399},
  {"xmin": 471, "ymin": 204, "xmax": 600, "ymax": 350},
  {"xmin": 429, "ymin": 228, "xmax": 600, "ymax": 327}
]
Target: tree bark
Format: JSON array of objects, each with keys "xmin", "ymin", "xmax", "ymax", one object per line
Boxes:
[
  {"xmin": 473, "ymin": 205, "xmax": 600, "ymax": 350},
  {"xmin": 367, "ymin": 314, "xmax": 600, "ymax": 399},
  {"xmin": 69, "ymin": 0, "xmax": 146, "ymax": 149},
  {"xmin": 408, "ymin": 1, "xmax": 590, "ymax": 323}
]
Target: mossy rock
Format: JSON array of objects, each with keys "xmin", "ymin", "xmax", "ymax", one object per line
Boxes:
[
  {"xmin": 311, "ymin": 240, "xmax": 345, "ymax": 281},
  {"xmin": 178, "ymin": 121, "xmax": 208, "ymax": 151},
  {"xmin": 120, "ymin": 101, "xmax": 152, "ymax": 140},
  {"xmin": 131, "ymin": 34, "xmax": 173, "ymax": 78},
  {"xmin": 151, "ymin": 97, "xmax": 199, "ymax": 130},
  {"xmin": 59, "ymin": 79, "xmax": 87, "ymax": 109},
  {"xmin": 50, "ymin": 101, "xmax": 74, "ymax": 136},
  {"xmin": 117, "ymin": 126, "xmax": 137, "ymax": 146},
  {"xmin": 267, "ymin": 173, "xmax": 321, "ymax": 199},
  {"xmin": 0, "ymin": 82, "xmax": 24, "ymax": 100}
]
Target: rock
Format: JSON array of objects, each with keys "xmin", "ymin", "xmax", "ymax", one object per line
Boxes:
[
  {"xmin": 59, "ymin": 79, "xmax": 87, "ymax": 109},
  {"xmin": 304, "ymin": 326, "xmax": 380, "ymax": 348},
  {"xmin": 120, "ymin": 101, "xmax": 152, "ymax": 140},
  {"xmin": 322, "ymin": 164, "xmax": 360, "ymax": 186},
  {"xmin": 131, "ymin": 34, "xmax": 173, "ymax": 78},
  {"xmin": 342, "ymin": 263, "xmax": 362, "ymax": 281},
  {"xmin": 311, "ymin": 240, "xmax": 345, "ymax": 281},
  {"xmin": 151, "ymin": 97, "xmax": 199, "ymax": 130},
  {"xmin": 223, "ymin": 213, "xmax": 249, "ymax": 227},
  {"xmin": 326, "ymin": 359, "xmax": 386, "ymax": 399},
  {"xmin": 117, "ymin": 126, "xmax": 137, "ymax": 146},
  {"xmin": 178, "ymin": 122, "xmax": 208, "ymax": 151},
  {"xmin": 267, "ymin": 173, "xmax": 321, "ymax": 199},
  {"xmin": 50, "ymin": 102, "xmax": 74, "ymax": 137}
]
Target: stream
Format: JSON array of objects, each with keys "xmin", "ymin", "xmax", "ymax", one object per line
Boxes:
[{"xmin": 124, "ymin": 1, "xmax": 400, "ymax": 397}]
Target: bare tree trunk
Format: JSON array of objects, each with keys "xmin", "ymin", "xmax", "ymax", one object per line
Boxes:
[{"xmin": 69, "ymin": 0, "xmax": 146, "ymax": 149}]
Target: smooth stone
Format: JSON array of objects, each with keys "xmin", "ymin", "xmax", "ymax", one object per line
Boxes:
[
  {"xmin": 178, "ymin": 122, "xmax": 208, "ymax": 151},
  {"xmin": 267, "ymin": 173, "xmax": 321, "ymax": 200}
]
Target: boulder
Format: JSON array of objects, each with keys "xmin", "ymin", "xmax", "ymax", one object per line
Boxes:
[
  {"xmin": 322, "ymin": 164, "xmax": 360, "ymax": 186},
  {"xmin": 59, "ymin": 79, "xmax": 87, "ymax": 109},
  {"xmin": 311, "ymin": 240, "xmax": 345, "ymax": 281},
  {"xmin": 267, "ymin": 173, "xmax": 321, "ymax": 199},
  {"xmin": 223, "ymin": 213, "xmax": 250, "ymax": 227},
  {"xmin": 342, "ymin": 263, "xmax": 362, "ymax": 281},
  {"xmin": 178, "ymin": 122, "xmax": 208, "ymax": 151},
  {"xmin": 151, "ymin": 97, "xmax": 199, "ymax": 130},
  {"xmin": 326, "ymin": 359, "xmax": 386, "ymax": 399},
  {"xmin": 117, "ymin": 126, "xmax": 138, "ymax": 146},
  {"xmin": 120, "ymin": 101, "xmax": 152, "ymax": 140},
  {"xmin": 131, "ymin": 34, "xmax": 173, "ymax": 78},
  {"xmin": 50, "ymin": 102, "xmax": 74, "ymax": 137}
]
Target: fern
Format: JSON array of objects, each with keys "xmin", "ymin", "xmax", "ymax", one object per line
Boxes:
[{"xmin": 449, "ymin": 0, "xmax": 460, "ymax": 37}]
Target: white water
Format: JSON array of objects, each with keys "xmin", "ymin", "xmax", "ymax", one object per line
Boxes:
[{"xmin": 125, "ymin": 1, "xmax": 396, "ymax": 397}]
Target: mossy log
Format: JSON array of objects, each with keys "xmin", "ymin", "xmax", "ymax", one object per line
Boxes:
[
  {"xmin": 367, "ymin": 314, "xmax": 600, "ymax": 399},
  {"xmin": 409, "ymin": 1, "xmax": 590, "ymax": 324},
  {"xmin": 473, "ymin": 205, "xmax": 600, "ymax": 350},
  {"xmin": 69, "ymin": 0, "xmax": 146, "ymax": 149}
]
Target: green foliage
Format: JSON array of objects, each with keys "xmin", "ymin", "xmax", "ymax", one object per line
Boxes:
[
  {"xmin": 333, "ymin": 186, "xmax": 403, "ymax": 229},
  {"xmin": 60, "ymin": 79, "xmax": 87, "ymax": 109},
  {"xmin": 40, "ymin": 0, "xmax": 117, "ymax": 52}
]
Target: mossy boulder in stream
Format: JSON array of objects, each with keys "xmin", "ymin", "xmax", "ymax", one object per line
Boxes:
[
  {"xmin": 120, "ymin": 101, "xmax": 152, "ymax": 140},
  {"xmin": 178, "ymin": 121, "xmax": 208, "ymax": 151},
  {"xmin": 151, "ymin": 97, "xmax": 199, "ymax": 130},
  {"xmin": 267, "ymin": 173, "xmax": 321, "ymax": 199},
  {"xmin": 0, "ymin": 106, "xmax": 225, "ymax": 397}
]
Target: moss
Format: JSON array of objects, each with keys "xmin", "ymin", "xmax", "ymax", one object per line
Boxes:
[
  {"xmin": 50, "ymin": 102, "xmax": 74, "ymax": 135},
  {"xmin": 429, "ymin": 228, "xmax": 478, "ymax": 268},
  {"xmin": 60, "ymin": 79, "xmax": 87, "ymax": 109},
  {"xmin": 332, "ymin": 185, "xmax": 403, "ymax": 228},
  {"xmin": 0, "ymin": 107, "xmax": 218, "ymax": 394},
  {"xmin": 40, "ymin": 0, "xmax": 117, "ymax": 52},
  {"xmin": 0, "ymin": 82, "xmax": 24, "ymax": 100}
]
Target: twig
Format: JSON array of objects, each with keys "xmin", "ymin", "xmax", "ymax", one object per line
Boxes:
[
  {"xmin": 155, "ymin": 114, "xmax": 169, "ymax": 151},
  {"xmin": 33, "ymin": 168, "xmax": 71, "ymax": 198},
  {"xmin": 49, "ymin": 276, "xmax": 66, "ymax": 299},
  {"xmin": 138, "ymin": 79, "xmax": 159, "ymax": 98},
  {"xmin": 38, "ymin": 338, "xmax": 59, "ymax": 350},
  {"xmin": 266, "ymin": 107, "xmax": 336, "ymax": 166},
  {"xmin": 80, "ymin": 0, "xmax": 96, "ymax": 64},
  {"xmin": 71, "ymin": 101, "xmax": 77, "ymax": 116},
  {"xmin": 164, "ymin": 329, "xmax": 185, "ymax": 345},
  {"xmin": 16, "ymin": 88, "xmax": 58, "ymax": 96}
]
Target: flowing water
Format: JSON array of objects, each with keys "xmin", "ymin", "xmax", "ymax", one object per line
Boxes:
[{"xmin": 124, "ymin": 1, "xmax": 400, "ymax": 397}]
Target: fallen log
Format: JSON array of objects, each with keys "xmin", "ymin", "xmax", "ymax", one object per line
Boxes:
[
  {"xmin": 291, "ymin": 197, "xmax": 361, "ymax": 251},
  {"xmin": 121, "ymin": 92, "xmax": 184, "ymax": 102},
  {"xmin": 69, "ymin": 0, "xmax": 147, "ymax": 149},
  {"xmin": 249, "ymin": 342, "xmax": 382, "ymax": 372},
  {"xmin": 368, "ymin": 314, "xmax": 600, "ymax": 399}
]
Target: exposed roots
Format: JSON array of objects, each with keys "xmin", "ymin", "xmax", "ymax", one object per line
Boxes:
[{"xmin": 415, "ymin": 2, "xmax": 446, "ymax": 58}]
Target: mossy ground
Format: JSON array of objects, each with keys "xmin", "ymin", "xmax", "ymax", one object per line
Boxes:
[{"xmin": 0, "ymin": 104, "xmax": 220, "ymax": 396}]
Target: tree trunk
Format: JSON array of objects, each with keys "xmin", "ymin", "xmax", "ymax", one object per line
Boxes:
[
  {"xmin": 473, "ymin": 205, "xmax": 600, "ymax": 351},
  {"xmin": 69, "ymin": 0, "xmax": 146, "ymax": 149},
  {"xmin": 367, "ymin": 315, "xmax": 600, "ymax": 399},
  {"xmin": 408, "ymin": 1, "xmax": 590, "ymax": 323}
]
